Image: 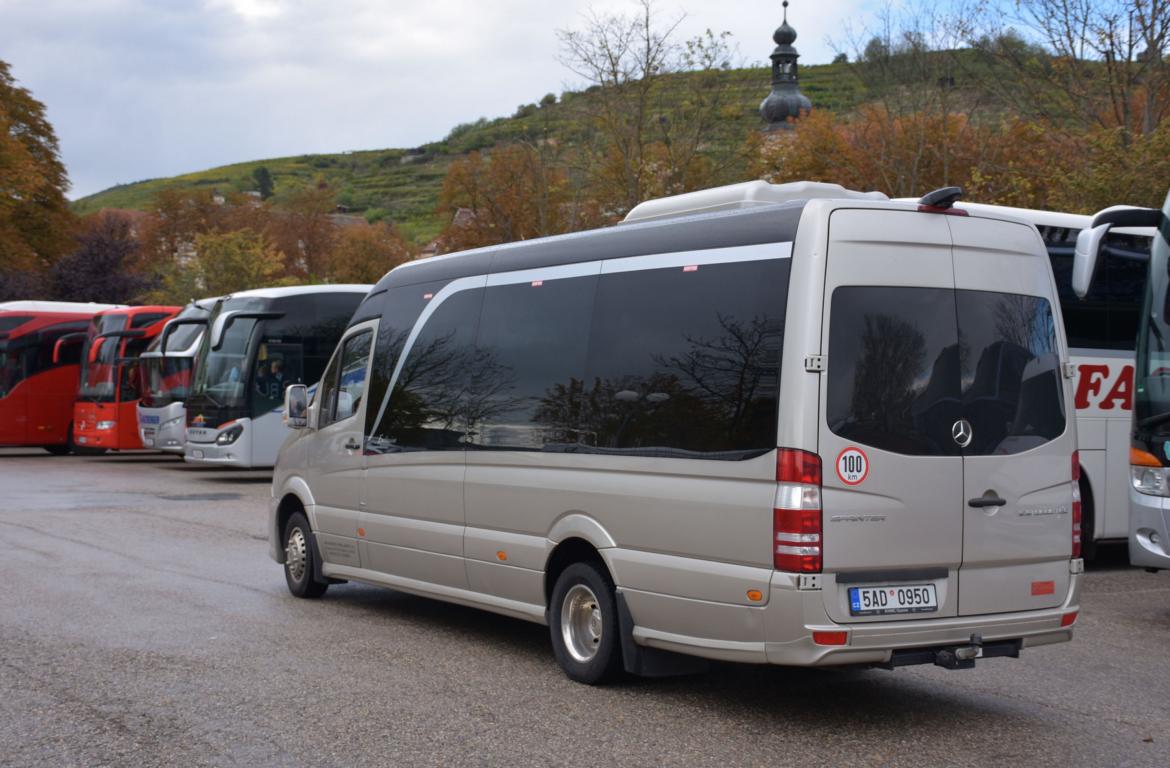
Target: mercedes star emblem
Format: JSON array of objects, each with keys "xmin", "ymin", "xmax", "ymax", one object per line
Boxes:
[{"xmin": 952, "ymin": 419, "xmax": 973, "ymax": 448}]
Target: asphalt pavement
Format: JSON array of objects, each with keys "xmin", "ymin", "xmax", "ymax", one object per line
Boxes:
[{"xmin": 1, "ymin": 447, "xmax": 1168, "ymax": 767}]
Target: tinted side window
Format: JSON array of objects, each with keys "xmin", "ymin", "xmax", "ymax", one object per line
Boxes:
[
  {"xmin": 580, "ymin": 259, "xmax": 788, "ymax": 459},
  {"xmin": 957, "ymin": 291, "xmax": 1065, "ymax": 455},
  {"xmin": 828, "ymin": 287, "xmax": 961, "ymax": 456},
  {"xmin": 333, "ymin": 331, "xmax": 372, "ymax": 424},
  {"xmin": 1047, "ymin": 228, "xmax": 1149, "ymax": 350},
  {"xmin": 368, "ymin": 288, "xmax": 485, "ymax": 452},
  {"xmin": 364, "ymin": 282, "xmax": 447, "ymax": 437},
  {"xmin": 471, "ymin": 274, "xmax": 598, "ymax": 450}
]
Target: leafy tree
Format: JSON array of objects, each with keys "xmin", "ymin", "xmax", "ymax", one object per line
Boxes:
[
  {"xmin": 190, "ymin": 228, "xmax": 287, "ymax": 296},
  {"xmin": 252, "ymin": 166, "xmax": 275, "ymax": 199},
  {"xmin": 438, "ymin": 144, "xmax": 601, "ymax": 251},
  {"xmin": 271, "ymin": 182, "xmax": 337, "ymax": 279},
  {"xmin": 51, "ymin": 212, "xmax": 153, "ymax": 303},
  {"xmin": 0, "ymin": 58, "xmax": 74, "ymax": 283},
  {"xmin": 556, "ymin": 0, "xmax": 739, "ymax": 215},
  {"xmin": 330, "ymin": 222, "xmax": 413, "ymax": 284}
]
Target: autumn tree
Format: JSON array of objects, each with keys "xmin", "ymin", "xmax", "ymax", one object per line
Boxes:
[
  {"xmin": 557, "ymin": 0, "xmax": 739, "ymax": 216},
  {"xmin": 971, "ymin": 0, "xmax": 1170, "ymax": 140},
  {"xmin": 271, "ymin": 182, "xmax": 337, "ymax": 279},
  {"xmin": 752, "ymin": 106, "xmax": 1057, "ymax": 206},
  {"xmin": 438, "ymin": 143, "xmax": 601, "ymax": 251},
  {"xmin": 0, "ymin": 58, "xmax": 75, "ymax": 297},
  {"xmin": 330, "ymin": 222, "xmax": 413, "ymax": 284},
  {"xmin": 51, "ymin": 212, "xmax": 153, "ymax": 303},
  {"xmin": 172, "ymin": 229, "xmax": 288, "ymax": 298}
]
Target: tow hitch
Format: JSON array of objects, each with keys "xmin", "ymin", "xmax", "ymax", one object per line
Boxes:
[{"xmin": 880, "ymin": 634, "xmax": 1022, "ymax": 670}]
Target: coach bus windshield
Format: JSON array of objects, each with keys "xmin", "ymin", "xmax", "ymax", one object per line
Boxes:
[
  {"xmin": 189, "ymin": 308, "xmax": 261, "ymax": 411},
  {"xmin": 1133, "ymin": 192, "xmax": 1170, "ymax": 440},
  {"xmin": 78, "ymin": 315, "xmax": 129, "ymax": 403}
]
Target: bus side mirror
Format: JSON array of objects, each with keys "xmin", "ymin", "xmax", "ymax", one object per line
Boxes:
[
  {"xmin": 88, "ymin": 337, "xmax": 105, "ymax": 363},
  {"xmin": 284, "ymin": 384, "xmax": 309, "ymax": 429},
  {"xmin": 1072, "ymin": 224, "xmax": 1110, "ymax": 299},
  {"xmin": 52, "ymin": 334, "xmax": 82, "ymax": 364}
]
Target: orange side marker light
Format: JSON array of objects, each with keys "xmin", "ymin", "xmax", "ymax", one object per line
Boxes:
[
  {"xmin": 746, "ymin": 589, "xmax": 763, "ymax": 602},
  {"xmin": 496, "ymin": 551, "xmax": 508, "ymax": 561}
]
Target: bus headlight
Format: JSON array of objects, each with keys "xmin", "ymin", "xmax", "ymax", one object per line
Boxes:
[
  {"xmin": 1132, "ymin": 465, "xmax": 1170, "ymax": 497},
  {"xmin": 216, "ymin": 425, "xmax": 244, "ymax": 445},
  {"xmin": 96, "ymin": 420, "xmax": 116, "ymax": 431},
  {"xmin": 162, "ymin": 416, "xmax": 184, "ymax": 429}
]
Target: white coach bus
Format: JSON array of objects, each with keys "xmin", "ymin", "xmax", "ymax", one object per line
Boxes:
[{"xmin": 183, "ymin": 285, "xmax": 370, "ymax": 468}]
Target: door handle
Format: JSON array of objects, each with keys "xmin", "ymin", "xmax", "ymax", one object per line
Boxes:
[
  {"xmin": 968, "ymin": 495, "xmax": 1007, "ymax": 508},
  {"xmin": 344, "ymin": 438, "xmax": 361, "ymax": 451}
]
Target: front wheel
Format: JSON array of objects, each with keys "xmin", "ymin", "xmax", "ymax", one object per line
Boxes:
[
  {"xmin": 549, "ymin": 561, "xmax": 622, "ymax": 685},
  {"xmin": 283, "ymin": 511, "xmax": 328, "ymax": 599}
]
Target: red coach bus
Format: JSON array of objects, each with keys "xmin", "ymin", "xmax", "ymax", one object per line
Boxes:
[
  {"xmin": 0, "ymin": 301, "xmax": 121, "ymax": 453},
  {"xmin": 73, "ymin": 305, "xmax": 181, "ymax": 452}
]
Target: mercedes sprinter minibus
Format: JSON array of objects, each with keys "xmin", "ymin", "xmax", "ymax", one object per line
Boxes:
[{"xmin": 270, "ymin": 181, "xmax": 1082, "ymax": 684}]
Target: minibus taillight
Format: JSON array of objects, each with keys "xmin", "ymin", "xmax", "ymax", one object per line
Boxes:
[
  {"xmin": 775, "ymin": 448, "xmax": 823, "ymax": 573},
  {"xmin": 1071, "ymin": 452, "xmax": 1082, "ymax": 559}
]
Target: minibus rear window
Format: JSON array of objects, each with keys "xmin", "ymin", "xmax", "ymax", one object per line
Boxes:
[{"xmin": 828, "ymin": 286, "xmax": 1066, "ymax": 456}]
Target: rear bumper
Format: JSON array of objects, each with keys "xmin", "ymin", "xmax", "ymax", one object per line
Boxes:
[
  {"xmin": 1129, "ymin": 486, "xmax": 1170, "ymax": 570},
  {"xmin": 621, "ymin": 566, "xmax": 1081, "ymax": 667}
]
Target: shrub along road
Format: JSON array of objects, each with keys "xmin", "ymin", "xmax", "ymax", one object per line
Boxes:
[{"xmin": 0, "ymin": 448, "xmax": 1167, "ymax": 767}]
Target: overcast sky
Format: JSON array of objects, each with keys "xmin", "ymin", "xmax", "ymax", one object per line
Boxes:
[{"xmin": 1, "ymin": 0, "xmax": 876, "ymax": 199}]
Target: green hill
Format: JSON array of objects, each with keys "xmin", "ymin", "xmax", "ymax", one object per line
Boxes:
[{"xmin": 72, "ymin": 62, "xmax": 867, "ymax": 243}]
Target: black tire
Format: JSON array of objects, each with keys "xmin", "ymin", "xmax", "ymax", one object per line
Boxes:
[
  {"xmin": 42, "ymin": 444, "xmax": 70, "ymax": 456},
  {"xmin": 283, "ymin": 511, "xmax": 328, "ymax": 599},
  {"xmin": 1079, "ymin": 475, "xmax": 1098, "ymax": 561},
  {"xmin": 549, "ymin": 561, "xmax": 622, "ymax": 685}
]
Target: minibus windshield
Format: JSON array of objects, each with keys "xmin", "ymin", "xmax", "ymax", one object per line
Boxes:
[{"xmin": 1133, "ymin": 192, "xmax": 1170, "ymax": 438}]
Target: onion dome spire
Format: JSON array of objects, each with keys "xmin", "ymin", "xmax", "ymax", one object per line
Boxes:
[{"xmin": 760, "ymin": 1, "xmax": 812, "ymax": 131}]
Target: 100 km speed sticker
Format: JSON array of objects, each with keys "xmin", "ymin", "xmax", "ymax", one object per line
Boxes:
[{"xmin": 836, "ymin": 447, "xmax": 869, "ymax": 485}]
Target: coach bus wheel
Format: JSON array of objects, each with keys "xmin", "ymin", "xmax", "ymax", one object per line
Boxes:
[
  {"xmin": 283, "ymin": 511, "xmax": 328, "ymax": 599},
  {"xmin": 550, "ymin": 561, "xmax": 622, "ymax": 684}
]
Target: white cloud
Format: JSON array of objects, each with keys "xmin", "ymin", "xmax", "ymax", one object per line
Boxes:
[{"xmin": 0, "ymin": 0, "xmax": 877, "ymax": 199}]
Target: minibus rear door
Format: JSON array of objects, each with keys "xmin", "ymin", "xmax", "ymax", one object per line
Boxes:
[
  {"xmin": 818, "ymin": 209, "xmax": 963, "ymax": 623},
  {"xmin": 949, "ymin": 215, "xmax": 1075, "ymax": 615}
]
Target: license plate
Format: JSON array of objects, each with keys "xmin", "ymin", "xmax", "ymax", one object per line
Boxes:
[
  {"xmin": 191, "ymin": 449, "xmax": 204, "ymax": 459},
  {"xmin": 849, "ymin": 584, "xmax": 938, "ymax": 616},
  {"xmin": 142, "ymin": 438, "xmax": 154, "ymax": 447}
]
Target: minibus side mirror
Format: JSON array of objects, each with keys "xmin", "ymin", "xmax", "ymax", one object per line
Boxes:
[
  {"xmin": 285, "ymin": 384, "xmax": 309, "ymax": 430},
  {"xmin": 1072, "ymin": 224, "xmax": 1109, "ymax": 299}
]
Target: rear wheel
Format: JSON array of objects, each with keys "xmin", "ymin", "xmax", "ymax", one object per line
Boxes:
[
  {"xmin": 283, "ymin": 511, "xmax": 328, "ymax": 599},
  {"xmin": 549, "ymin": 561, "xmax": 622, "ymax": 685},
  {"xmin": 1079, "ymin": 475, "xmax": 1097, "ymax": 560}
]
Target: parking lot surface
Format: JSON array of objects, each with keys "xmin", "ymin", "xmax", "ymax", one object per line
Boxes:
[{"xmin": 1, "ymin": 448, "xmax": 1168, "ymax": 767}]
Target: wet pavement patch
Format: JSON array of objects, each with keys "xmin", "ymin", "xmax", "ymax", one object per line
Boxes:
[{"xmin": 157, "ymin": 493, "xmax": 243, "ymax": 502}]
